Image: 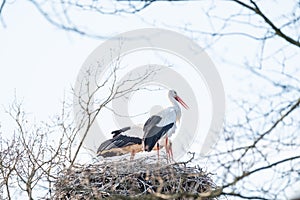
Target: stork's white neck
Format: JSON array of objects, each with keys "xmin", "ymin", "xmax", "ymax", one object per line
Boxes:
[{"xmin": 169, "ymin": 96, "xmax": 182, "ymax": 122}]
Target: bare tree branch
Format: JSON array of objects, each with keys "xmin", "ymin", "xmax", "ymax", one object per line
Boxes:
[{"xmin": 231, "ymin": 0, "xmax": 300, "ymax": 48}]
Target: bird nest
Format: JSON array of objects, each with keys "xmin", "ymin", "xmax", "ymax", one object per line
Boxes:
[{"xmin": 53, "ymin": 155, "xmax": 218, "ymax": 200}]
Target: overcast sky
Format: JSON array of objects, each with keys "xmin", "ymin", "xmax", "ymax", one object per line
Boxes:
[{"xmin": 0, "ymin": 0, "xmax": 250, "ymax": 131}]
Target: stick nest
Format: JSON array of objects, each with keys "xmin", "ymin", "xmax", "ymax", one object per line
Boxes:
[{"xmin": 53, "ymin": 156, "xmax": 218, "ymax": 200}]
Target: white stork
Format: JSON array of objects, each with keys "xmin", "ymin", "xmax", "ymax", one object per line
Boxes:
[
  {"xmin": 143, "ymin": 90, "xmax": 189, "ymax": 161},
  {"xmin": 97, "ymin": 126, "xmax": 143, "ymax": 160}
]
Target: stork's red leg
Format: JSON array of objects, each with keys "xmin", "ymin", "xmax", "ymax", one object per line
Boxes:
[
  {"xmin": 169, "ymin": 141, "xmax": 174, "ymax": 162},
  {"xmin": 165, "ymin": 137, "xmax": 170, "ymax": 162},
  {"xmin": 157, "ymin": 143, "xmax": 160, "ymax": 162}
]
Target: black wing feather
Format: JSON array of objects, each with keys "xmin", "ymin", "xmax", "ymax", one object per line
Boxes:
[
  {"xmin": 143, "ymin": 115, "xmax": 162, "ymax": 133},
  {"xmin": 97, "ymin": 134, "xmax": 142, "ymax": 155},
  {"xmin": 143, "ymin": 123, "xmax": 174, "ymax": 152}
]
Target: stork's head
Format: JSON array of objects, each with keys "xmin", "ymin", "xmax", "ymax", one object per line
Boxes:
[{"xmin": 168, "ymin": 90, "xmax": 189, "ymax": 109}]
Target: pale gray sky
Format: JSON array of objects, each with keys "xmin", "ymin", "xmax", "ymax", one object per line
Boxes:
[{"xmin": 0, "ymin": 0, "xmax": 244, "ymax": 130}]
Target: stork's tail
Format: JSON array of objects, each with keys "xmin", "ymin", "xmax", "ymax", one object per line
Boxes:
[{"xmin": 111, "ymin": 126, "xmax": 131, "ymax": 137}]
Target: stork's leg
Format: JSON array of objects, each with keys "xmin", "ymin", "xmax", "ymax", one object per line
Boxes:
[
  {"xmin": 165, "ymin": 137, "xmax": 170, "ymax": 163},
  {"xmin": 130, "ymin": 150, "xmax": 136, "ymax": 161},
  {"xmin": 157, "ymin": 143, "xmax": 160, "ymax": 162},
  {"xmin": 168, "ymin": 141, "xmax": 174, "ymax": 162},
  {"xmin": 142, "ymin": 141, "xmax": 145, "ymax": 152}
]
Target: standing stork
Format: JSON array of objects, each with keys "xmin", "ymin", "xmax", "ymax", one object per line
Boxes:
[{"xmin": 143, "ymin": 90, "xmax": 189, "ymax": 162}]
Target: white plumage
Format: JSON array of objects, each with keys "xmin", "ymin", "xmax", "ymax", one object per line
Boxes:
[{"xmin": 143, "ymin": 90, "xmax": 189, "ymax": 161}]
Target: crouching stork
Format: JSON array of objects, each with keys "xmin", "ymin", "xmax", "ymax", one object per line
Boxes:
[{"xmin": 97, "ymin": 127, "xmax": 143, "ymax": 160}]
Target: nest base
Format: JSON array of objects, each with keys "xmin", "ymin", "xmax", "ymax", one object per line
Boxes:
[{"xmin": 54, "ymin": 156, "xmax": 217, "ymax": 199}]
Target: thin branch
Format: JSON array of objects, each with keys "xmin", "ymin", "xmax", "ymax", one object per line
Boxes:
[
  {"xmin": 222, "ymin": 191, "xmax": 269, "ymax": 200},
  {"xmin": 0, "ymin": 0, "xmax": 5, "ymax": 15},
  {"xmin": 223, "ymin": 155, "xmax": 300, "ymax": 188},
  {"xmin": 243, "ymin": 97, "xmax": 300, "ymax": 154},
  {"xmin": 231, "ymin": 0, "xmax": 300, "ymax": 48}
]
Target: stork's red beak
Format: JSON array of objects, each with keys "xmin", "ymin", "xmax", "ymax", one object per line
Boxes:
[{"xmin": 175, "ymin": 96, "xmax": 189, "ymax": 109}]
